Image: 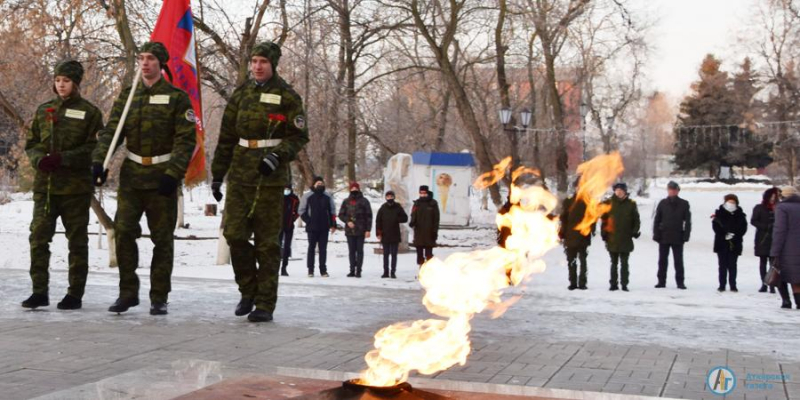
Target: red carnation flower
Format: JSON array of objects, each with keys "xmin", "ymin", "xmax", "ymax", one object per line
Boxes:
[{"xmin": 268, "ymin": 113, "xmax": 287, "ymax": 122}]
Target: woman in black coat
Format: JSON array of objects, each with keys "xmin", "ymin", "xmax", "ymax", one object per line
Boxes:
[
  {"xmin": 751, "ymin": 187, "xmax": 779, "ymax": 293},
  {"xmin": 712, "ymin": 194, "xmax": 748, "ymax": 292}
]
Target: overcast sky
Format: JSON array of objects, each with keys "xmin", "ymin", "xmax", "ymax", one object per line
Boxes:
[{"xmin": 648, "ymin": 0, "xmax": 753, "ymax": 101}]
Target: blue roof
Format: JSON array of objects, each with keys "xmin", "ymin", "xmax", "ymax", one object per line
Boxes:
[{"xmin": 412, "ymin": 152, "xmax": 476, "ymax": 167}]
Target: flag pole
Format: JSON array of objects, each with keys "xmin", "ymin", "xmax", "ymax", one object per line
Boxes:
[{"xmin": 99, "ymin": 66, "xmax": 141, "ymax": 179}]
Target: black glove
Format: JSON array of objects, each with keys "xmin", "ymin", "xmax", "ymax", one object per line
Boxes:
[
  {"xmin": 38, "ymin": 154, "xmax": 62, "ymax": 173},
  {"xmin": 771, "ymin": 257, "xmax": 779, "ymax": 269},
  {"xmin": 258, "ymin": 153, "xmax": 280, "ymax": 177},
  {"xmin": 211, "ymin": 181, "xmax": 223, "ymax": 202},
  {"xmin": 92, "ymin": 163, "xmax": 108, "ymax": 186},
  {"xmin": 633, "ymin": 231, "xmax": 641, "ymax": 239},
  {"xmin": 157, "ymin": 174, "xmax": 179, "ymax": 197}
]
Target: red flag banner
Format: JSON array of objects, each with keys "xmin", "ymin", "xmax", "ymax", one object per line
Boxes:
[{"xmin": 151, "ymin": 0, "xmax": 206, "ymax": 185}]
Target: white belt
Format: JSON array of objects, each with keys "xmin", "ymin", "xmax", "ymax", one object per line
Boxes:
[
  {"xmin": 127, "ymin": 152, "xmax": 171, "ymax": 166},
  {"xmin": 238, "ymin": 138, "xmax": 282, "ymax": 149}
]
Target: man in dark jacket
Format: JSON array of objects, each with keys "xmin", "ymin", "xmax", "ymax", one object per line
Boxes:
[
  {"xmin": 560, "ymin": 192, "xmax": 595, "ymax": 290},
  {"xmin": 771, "ymin": 186, "xmax": 800, "ymax": 309},
  {"xmin": 376, "ymin": 191, "xmax": 408, "ymax": 278},
  {"xmin": 712, "ymin": 194, "xmax": 748, "ymax": 292},
  {"xmin": 299, "ymin": 176, "xmax": 336, "ymax": 277},
  {"xmin": 339, "ymin": 182, "xmax": 373, "ymax": 278},
  {"xmin": 751, "ymin": 187, "xmax": 779, "ymax": 293},
  {"xmin": 653, "ymin": 181, "xmax": 692, "ymax": 289},
  {"xmin": 410, "ymin": 185, "xmax": 440, "ymax": 267},
  {"xmin": 601, "ymin": 183, "xmax": 641, "ymax": 292},
  {"xmin": 280, "ymin": 184, "xmax": 300, "ymax": 276}
]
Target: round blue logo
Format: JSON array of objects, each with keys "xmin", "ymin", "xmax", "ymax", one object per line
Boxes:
[{"xmin": 707, "ymin": 366, "xmax": 736, "ymax": 395}]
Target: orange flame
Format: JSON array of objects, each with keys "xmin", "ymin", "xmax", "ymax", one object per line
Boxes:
[
  {"xmin": 358, "ymin": 162, "xmax": 560, "ymax": 387},
  {"xmin": 573, "ymin": 152, "xmax": 625, "ymax": 236}
]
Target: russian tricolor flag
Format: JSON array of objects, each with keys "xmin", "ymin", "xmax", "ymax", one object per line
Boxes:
[{"xmin": 151, "ymin": 0, "xmax": 206, "ymax": 185}]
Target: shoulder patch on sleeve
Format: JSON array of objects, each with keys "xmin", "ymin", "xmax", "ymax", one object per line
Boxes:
[
  {"xmin": 294, "ymin": 114, "xmax": 306, "ymax": 129},
  {"xmin": 185, "ymin": 109, "xmax": 196, "ymax": 123}
]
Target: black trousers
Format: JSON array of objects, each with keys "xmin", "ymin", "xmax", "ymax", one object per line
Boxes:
[
  {"xmin": 717, "ymin": 249, "xmax": 739, "ymax": 290},
  {"xmin": 416, "ymin": 246, "xmax": 433, "ymax": 266},
  {"xmin": 759, "ymin": 256, "xmax": 770, "ymax": 285},
  {"xmin": 347, "ymin": 235, "xmax": 366, "ymax": 273},
  {"xmin": 566, "ymin": 247, "xmax": 588, "ymax": 287},
  {"xmin": 307, "ymin": 230, "xmax": 329, "ymax": 274},
  {"xmin": 383, "ymin": 243, "xmax": 399, "ymax": 274},
  {"xmin": 279, "ymin": 229, "xmax": 293, "ymax": 269},
  {"xmin": 609, "ymin": 252, "xmax": 630, "ymax": 288},
  {"xmin": 657, "ymin": 243, "xmax": 685, "ymax": 286}
]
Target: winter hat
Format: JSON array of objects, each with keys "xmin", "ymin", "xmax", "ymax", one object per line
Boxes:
[
  {"xmin": 140, "ymin": 42, "xmax": 169, "ymax": 66},
  {"xmin": 251, "ymin": 41, "xmax": 282, "ymax": 69},
  {"xmin": 54, "ymin": 60, "xmax": 84, "ymax": 86},
  {"xmin": 762, "ymin": 187, "xmax": 779, "ymax": 205},
  {"xmin": 613, "ymin": 182, "xmax": 628, "ymax": 193},
  {"xmin": 419, "ymin": 185, "xmax": 430, "ymax": 193},
  {"xmin": 349, "ymin": 182, "xmax": 360, "ymax": 191},
  {"xmin": 724, "ymin": 194, "xmax": 739, "ymax": 205},
  {"xmin": 781, "ymin": 185, "xmax": 798, "ymax": 198},
  {"xmin": 312, "ymin": 176, "xmax": 324, "ymax": 185},
  {"xmin": 385, "ymin": 190, "xmax": 395, "ymax": 198},
  {"xmin": 667, "ymin": 181, "xmax": 680, "ymax": 190}
]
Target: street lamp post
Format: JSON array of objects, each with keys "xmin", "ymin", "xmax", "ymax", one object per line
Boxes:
[{"xmin": 498, "ymin": 107, "xmax": 532, "ymax": 172}]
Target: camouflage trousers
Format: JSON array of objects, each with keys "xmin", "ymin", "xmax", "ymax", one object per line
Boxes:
[
  {"xmin": 29, "ymin": 192, "xmax": 91, "ymax": 298},
  {"xmin": 223, "ymin": 184, "xmax": 283, "ymax": 313},
  {"xmin": 115, "ymin": 188, "xmax": 177, "ymax": 303}
]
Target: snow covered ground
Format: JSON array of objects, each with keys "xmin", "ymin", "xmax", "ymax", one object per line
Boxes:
[{"xmin": 2, "ymin": 179, "xmax": 799, "ymax": 360}]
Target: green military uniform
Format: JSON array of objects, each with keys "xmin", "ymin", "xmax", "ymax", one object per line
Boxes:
[
  {"xmin": 212, "ymin": 42, "xmax": 310, "ymax": 315},
  {"xmin": 25, "ymin": 60, "xmax": 103, "ymax": 301},
  {"xmin": 92, "ymin": 45, "xmax": 196, "ymax": 305},
  {"xmin": 601, "ymin": 193, "xmax": 641, "ymax": 289}
]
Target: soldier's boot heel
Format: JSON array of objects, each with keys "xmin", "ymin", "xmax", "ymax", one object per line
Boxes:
[
  {"xmin": 247, "ymin": 309, "xmax": 273, "ymax": 323},
  {"xmin": 108, "ymin": 297, "xmax": 139, "ymax": 314},
  {"xmin": 22, "ymin": 293, "xmax": 49, "ymax": 309},
  {"xmin": 57, "ymin": 294, "xmax": 82, "ymax": 310},
  {"xmin": 235, "ymin": 298, "xmax": 255, "ymax": 316},
  {"xmin": 150, "ymin": 303, "xmax": 168, "ymax": 316}
]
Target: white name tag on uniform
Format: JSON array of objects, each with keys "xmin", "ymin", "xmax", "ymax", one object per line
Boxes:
[
  {"xmin": 64, "ymin": 109, "xmax": 86, "ymax": 120},
  {"xmin": 149, "ymin": 95, "xmax": 170, "ymax": 105},
  {"xmin": 260, "ymin": 93, "xmax": 282, "ymax": 105}
]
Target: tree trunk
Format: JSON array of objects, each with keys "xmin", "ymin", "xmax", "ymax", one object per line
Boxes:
[
  {"xmin": 495, "ymin": 0, "xmax": 519, "ymax": 173},
  {"xmin": 109, "ymin": 0, "xmax": 137, "ymax": 86},
  {"xmin": 542, "ymin": 48, "xmax": 569, "ymax": 194}
]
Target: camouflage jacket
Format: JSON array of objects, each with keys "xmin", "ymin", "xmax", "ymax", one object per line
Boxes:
[
  {"xmin": 26, "ymin": 95, "xmax": 103, "ymax": 195},
  {"xmin": 92, "ymin": 77, "xmax": 196, "ymax": 190},
  {"xmin": 211, "ymin": 75, "xmax": 310, "ymax": 187}
]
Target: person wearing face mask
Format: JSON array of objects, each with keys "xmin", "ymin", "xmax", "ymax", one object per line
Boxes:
[
  {"xmin": 299, "ymin": 176, "xmax": 337, "ymax": 277},
  {"xmin": 338, "ymin": 182, "xmax": 373, "ymax": 278},
  {"xmin": 712, "ymin": 194, "xmax": 748, "ymax": 292},
  {"xmin": 376, "ymin": 191, "xmax": 408, "ymax": 278},
  {"xmin": 280, "ymin": 184, "xmax": 300, "ymax": 276},
  {"xmin": 409, "ymin": 185, "xmax": 440, "ymax": 268},
  {"xmin": 22, "ymin": 60, "xmax": 103, "ymax": 310},
  {"xmin": 751, "ymin": 187, "xmax": 779, "ymax": 293}
]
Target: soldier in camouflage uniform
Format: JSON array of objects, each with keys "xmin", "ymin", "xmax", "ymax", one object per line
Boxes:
[
  {"xmin": 211, "ymin": 41, "xmax": 310, "ymax": 322},
  {"xmin": 92, "ymin": 42, "xmax": 196, "ymax": 315},
  {"xmin": 23, "ymin": 60, "xmax": 103, "ymax": 310}
]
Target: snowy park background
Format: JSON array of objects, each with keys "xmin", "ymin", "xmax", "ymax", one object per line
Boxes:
[{"xmin": 2, "ymin": 178, "xmax": 798, "ymax": 362}]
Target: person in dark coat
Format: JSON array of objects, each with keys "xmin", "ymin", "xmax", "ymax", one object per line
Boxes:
[
  {"xmin": 299, "ymin": 176, "xmax": 337, "ymax": 277},
  {"xmin": 601, "ymin": 183, "xmax": 641, "ymax": 292},
  {"xmin": 376, "ymin": 191, "xmax": 408, "ymax": 278},
  {"xmin": 653, "ymin": 181, "xmax": 692, "ymax": 289},
  {"xmin": 712, "ymin": 194, "xmax": 748, "ymax": 292},
  {"xmin": 771, "ymin": 185, "xmax": 800, "ymax": 309},
  {"xmin": 279, "ymin": 184, "xmax": 300, "ymax": 276},
  {"xmin": 560, "ymin": 192, "xmax": 595, "ymax": 290},
  {"xmin": 338, "ymin": 182, "xmax": 373, "ymax": 278},
  {"xmin": 409, "ymin": 185, "xmax": 440, "ymax": 267},
  {"xmin": 751, "ymin": 187, "xmax": 779, "ymax": 293}
]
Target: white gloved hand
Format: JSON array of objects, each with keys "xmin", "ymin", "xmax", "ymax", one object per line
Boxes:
[{"xmin": 725, "ymin": 232, "xmax": 734, "ymax": 240}]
